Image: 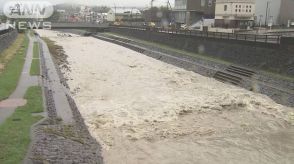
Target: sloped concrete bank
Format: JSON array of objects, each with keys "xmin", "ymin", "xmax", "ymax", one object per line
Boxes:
[
  {"xmin": 0, "ymin": 29, "xmax": 18, "ymax": 54},
  {"xmin": 28, "ymin": 38, "xmax": 103, "ymax": 163},
  {"xmin": 93, "ymin": 33, "xmax": 294, "ymax": 107},
  {"xmin": 110, "ymin": 27, "xmax": 294, "ymax": 77}
]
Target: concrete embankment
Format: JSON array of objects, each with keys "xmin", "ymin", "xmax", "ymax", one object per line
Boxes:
[
  {"xmin": 0, "ymin": 30, "xmax": 18, "ymax": 54},
  {"xmin": 94, "ymin": 33, "xmax": 294, "ymax": 107},
  {"xmin": 27, "ymin": 34, "xmax": 103, "ymax": 163},
  {"xmin": 109, "ymin": 27, "xmax": 294, "ymax": 77}
]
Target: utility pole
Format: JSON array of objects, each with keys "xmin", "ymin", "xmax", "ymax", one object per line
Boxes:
[
  {"xmin": 150, "ymin": 0, "xmax": 156, "ymax": 23},
  {"xmin": 265, "ymin": 1, "xmax": 270, "ymax": 26},
  {"xmin": 151, "ymin": 0, "xmax": 155, "ymax": 8},
  {"xmin": 114, "ymin": 3, "xmax": 116, "ymax": 22}
]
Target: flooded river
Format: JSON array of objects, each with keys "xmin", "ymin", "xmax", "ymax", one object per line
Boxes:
[{"xmin": 37, "ymin": 30, "xmax": 294, "ymax": 164}]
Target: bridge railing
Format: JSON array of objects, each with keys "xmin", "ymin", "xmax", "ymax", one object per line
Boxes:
[{"xmin": 111, "ymin": 25, "xmax": 281, "ymax": 44}]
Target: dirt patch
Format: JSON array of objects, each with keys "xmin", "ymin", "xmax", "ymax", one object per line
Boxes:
[
  {"xmin": 0, "ymin": 99, "xmax": 27, "ymax": 108},
  {"xmin": 0, "ymin": 34, "xmax": 25, "ymax": 75}
]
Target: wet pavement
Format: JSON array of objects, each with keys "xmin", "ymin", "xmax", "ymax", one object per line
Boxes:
[
  {"xmin": 38, "ymin": 38, "xmax": 74, "ymax": 124},
  {"xmin": 0, "ymin": 34, "xmax": 39, "ymax": 124}
]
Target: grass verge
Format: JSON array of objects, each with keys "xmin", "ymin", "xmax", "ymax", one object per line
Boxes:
[
  {"xmin": 30, "ymin": 42, "xmax": 40, "ymax": 76},
  {"xmin": 29, "ymin": 30, "xmax": 34, "ymax": 37},
  {"xmin": 0, "ymin": 34, "xmax": 29, "ymax": 100},
  {"xmin": 0, "ymin": 86, "xmax": 44, "ymax": 164}
]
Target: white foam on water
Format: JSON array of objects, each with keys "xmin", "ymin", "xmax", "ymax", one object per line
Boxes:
[{"xmin": 36, "ymin": 29, "xmax": 294, "ymax": 164}]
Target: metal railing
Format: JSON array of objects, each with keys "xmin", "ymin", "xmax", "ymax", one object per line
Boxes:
[{"xmin": 111, "ymin": 25, "xmax": 281, "ymax": 44}]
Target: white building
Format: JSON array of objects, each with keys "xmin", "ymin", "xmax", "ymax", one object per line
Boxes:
[
  {"xmin": 79, "ymin": 6, "xmax": 94, "ymax": 22},
  {"xmin": 107, "ymin": 9, "xmax": 115, "ymax": 22},
  {"xmin": 108, "ymin": 8, "xmax": 142, "ymax": 22},
  {"xmin": 215, "ymin": 0, "xmax": 255, "ymax": 28},
  {"xmin": 255, "ymin": 0, "xmax": 294, "ymax": 26}
]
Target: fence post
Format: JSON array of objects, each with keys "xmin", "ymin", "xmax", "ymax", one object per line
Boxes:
[{"xmin": 265, "ymin": 35, "xmax": 268, "ymax": 43}]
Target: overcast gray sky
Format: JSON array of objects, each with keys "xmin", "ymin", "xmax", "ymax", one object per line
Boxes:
[{"xmin": 0, "ymin": 0, "xmax": 174, "ymax": 8}]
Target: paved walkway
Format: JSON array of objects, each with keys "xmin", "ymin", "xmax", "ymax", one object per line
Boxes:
[
  {"xmin": 0, "ymin": 34, "xmax": 39, "ymax": 124},
  {"xmin": 38, "ymin": 38, "xmax": 74, "ymax": 124}
]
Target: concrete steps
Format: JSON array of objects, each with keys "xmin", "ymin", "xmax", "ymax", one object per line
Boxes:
[
  {"xmin": 214, "ymin": 71, "xmax": 242, "ymax": 85},
  {"xmin": 214, "ymin": 66, "xmax": 256, "ymax": 86},
  {"xmin": 226, "ymin": 66, "xmax": 256, "ymax": 78}
]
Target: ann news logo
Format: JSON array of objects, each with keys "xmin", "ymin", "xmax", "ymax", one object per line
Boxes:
[
  {"xmin": 3, "ymin": 0, "xmax": 54, "ymax": 19},
  {"xmin": 3, "ymin": 1, "xmax": 53, "ymax": 30}
]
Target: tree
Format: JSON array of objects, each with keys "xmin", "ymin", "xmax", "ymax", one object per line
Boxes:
[
  {"xmin": 45, "ymin": 11, "xmax": 61, "ymax": 22},
  {"xmin": 0, "ymin": 15, "xmax": 7, "ymax": 23}
]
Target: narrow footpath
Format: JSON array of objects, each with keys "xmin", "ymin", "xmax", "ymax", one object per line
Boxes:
[
  {"xmin": 0, "ymin": 34, "xmax": 39, "ymax": 124},
  {"xmin": 38, "ymin": 37, "xmax": 74, "ymax": 124}
]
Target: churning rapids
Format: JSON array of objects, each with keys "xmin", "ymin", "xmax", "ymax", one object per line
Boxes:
[{"xmin": 37, "ymin": 30, "xmax": 294, "ymax": 164}]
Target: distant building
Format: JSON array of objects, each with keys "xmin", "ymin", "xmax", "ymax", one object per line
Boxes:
[
  {"xmin": 109, "ymin": 8, "xmax": 143, "ymax": 22},
  {"xmin": 96, "ymin": 13, "xmax": 108, "ymax": 23},
  {"xmin": 255, "ymin": 0, "xmax": 294, "ymax": 26},
  {"xmin": 215, "ymin": 0, "xmax": 255, "ymax": 28},
  {"xmin": 173, "ymin": 0, "xmax": 216, "ymax": 25},
  {"xmin": 79, "ymin": 6, "xmax": 95, "ymax": 22},
  {"xmin": 56, "ymin": 9, "xmax": 67, "ymax": 22},
  {"xmin": 107, "ymin": 9, "xmax": 115, "ymax": 22}
]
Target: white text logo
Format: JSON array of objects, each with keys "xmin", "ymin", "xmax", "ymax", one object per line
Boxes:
[{"xmin": 3, "ymin": 1, "xmax": 54, "ymax": 19}]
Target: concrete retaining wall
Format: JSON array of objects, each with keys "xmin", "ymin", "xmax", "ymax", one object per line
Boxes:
[
  {"xmin": 0, "ymin": 30, "xmax": 18, "ymax": 54},
  {"xmin": 110, "ymin": 27, "xmax": 294, "ymax": 77},
  {"xmin": 95, "ymin": 34, "xmax": 294, "ymax": 107}
]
